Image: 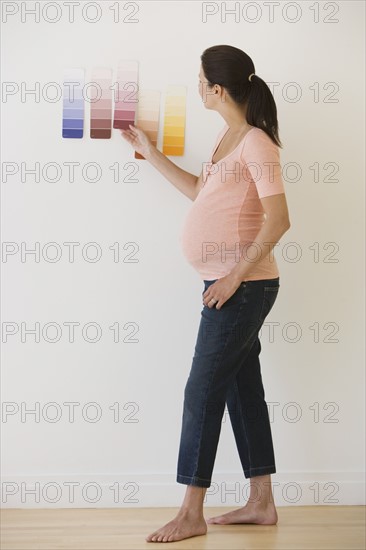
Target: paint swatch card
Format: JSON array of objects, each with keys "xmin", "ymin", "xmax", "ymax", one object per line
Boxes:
[
  {"xmin": 162, "ymin": 85, "xmax": 186, "ymax": 156},
  {"xmin": 133, "ymin": 90, "xmax": 160, "ymax": 160},
  {"xmin": 113, "ymin": 60, "xmax": 138, "ymax": 130},
  {"xmin": 90, "ymin": 67, "xmax": 113, "ymax": 139},
  {"xmin": 62, "ymin": 68, "xmax": 84, "ymax": 138}
]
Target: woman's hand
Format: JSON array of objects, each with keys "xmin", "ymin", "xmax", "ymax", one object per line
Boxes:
[
  {"xmin": 120, "ymin": 124, "xmax": 154, "ymax": 157},
  {"xmin": 202, "ymin": 273, "xmax": 243, "ymax": 310}
]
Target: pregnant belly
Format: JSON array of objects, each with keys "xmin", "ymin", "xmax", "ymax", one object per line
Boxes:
[
  {"xmin": 179, "ymin": 204, "xmax": 242, "ymax": 269},
  {"xmin": 179, "ymin": 195, "xmax": 266, "ymax": 269}
]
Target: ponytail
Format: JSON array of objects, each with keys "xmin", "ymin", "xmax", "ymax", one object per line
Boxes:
[{"xmin": 246, "ymin": 74, "xmax": 282, "ymax": 147}]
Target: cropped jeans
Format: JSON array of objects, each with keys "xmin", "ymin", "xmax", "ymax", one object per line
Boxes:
[{"xmin": 176, "ymin": 277, "xmax": 280, "ymax": 488}]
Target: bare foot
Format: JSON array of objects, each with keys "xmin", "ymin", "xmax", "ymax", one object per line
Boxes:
[
  {"xmin": 146, "ymin": 510, "xmax": 207, "ymax": 543},
  {"xmin": 206, "ymin": 503, "xmax": 278, "ymax": 525}
]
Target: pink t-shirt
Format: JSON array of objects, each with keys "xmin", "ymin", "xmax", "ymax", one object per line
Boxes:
[{"xmin": 179, "ymin": 124, "xmax": 286, "ymax": 281}]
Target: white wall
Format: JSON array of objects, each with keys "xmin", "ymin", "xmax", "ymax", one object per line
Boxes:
[{"xmin": 1, "ymin": 0, "xmax": 365, "ymax": 508}]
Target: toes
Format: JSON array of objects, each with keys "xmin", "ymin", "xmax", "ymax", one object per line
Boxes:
[
  {"xmin": 206, "ymin": 516, "xmax": 218, "ymax": 523},
  {"xmin": 210, "ymin": 516, "xmax": 224, "ymax": 523},
  {"xmin": 146, "ymin": 527, "xmax": 170, "ymax": 543}
]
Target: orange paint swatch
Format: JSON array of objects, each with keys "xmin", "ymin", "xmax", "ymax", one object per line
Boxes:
[
  {"xmin": 134, "ymin": 90, "xmax": 161, "ymax": 160},
  {"xmin": 162, "ymin": 85, "xmax": 186, "ymax": 156}
]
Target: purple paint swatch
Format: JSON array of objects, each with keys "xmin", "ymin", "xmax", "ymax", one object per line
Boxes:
[{"xmin": 62, "ymin": 68, "xmax": 84, "ymax": 138}]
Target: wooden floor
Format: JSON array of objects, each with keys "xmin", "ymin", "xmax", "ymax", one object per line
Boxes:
[{"xmin": 1, "ymin": 506, "xmax": 365, "ymax": 549}]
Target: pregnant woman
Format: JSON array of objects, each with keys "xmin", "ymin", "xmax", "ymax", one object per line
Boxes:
[{"xmin": 121, "ymin": 44, "xmax": 291, "ymax": 544}]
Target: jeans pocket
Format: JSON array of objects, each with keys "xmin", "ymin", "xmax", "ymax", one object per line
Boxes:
[
  {"xmin": 217, "ymin": 281, "xmax": 246, "ymax": 310},
  {"xmin": 258, "ymin": 286, "xmax": 279, "ymax": 323}
]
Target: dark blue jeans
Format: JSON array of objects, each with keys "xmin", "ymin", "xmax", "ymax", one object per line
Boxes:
[{"xmin": 176, "ymin": 277, "xmax": 280, "ymax": 488}]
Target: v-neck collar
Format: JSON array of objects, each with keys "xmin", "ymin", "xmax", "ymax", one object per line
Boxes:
[{"xmin": 210, "ymin": 125, "xmax": 256, "ymax": 165}]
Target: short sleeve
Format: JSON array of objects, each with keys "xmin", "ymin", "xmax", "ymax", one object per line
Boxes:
[{"xmin": 241, "ymin": 128, "xmax": 285, "ymax": 198}]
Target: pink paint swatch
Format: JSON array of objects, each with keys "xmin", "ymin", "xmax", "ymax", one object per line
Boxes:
[{"xmin": 113, "ymin": 60, "xmax": 138, "ymax": 130}]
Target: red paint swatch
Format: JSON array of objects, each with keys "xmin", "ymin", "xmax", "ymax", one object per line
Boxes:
[
  {"xmin": 113, "ymin": 60, "xmax": 138, "ymax": 130},
  {"xmin": 90, "ymin": 67, "xmax": 112, "ymax": 139}
]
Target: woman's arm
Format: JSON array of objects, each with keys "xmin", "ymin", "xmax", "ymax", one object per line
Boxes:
[
  {"xmin": 145, "ymin": 145, "xmax": 202, "ymax": 201},
  {"xmin": 230, "ymin": 193, "xmax": 291, "ymax": 284},
  {"xmin": 120, "ymin": 125, "xmax": 200, "ymax": 201},
  {"xmin": 228, "ymin": 129, "xmax": 291, "ymax": 282}
]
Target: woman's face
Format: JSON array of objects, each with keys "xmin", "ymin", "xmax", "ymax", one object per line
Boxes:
[{"xmin": 198, "ymin": 65, "xmax": 216, "ymax": 109}]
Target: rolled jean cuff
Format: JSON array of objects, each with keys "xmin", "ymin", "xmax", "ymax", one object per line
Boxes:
[
  {"xmin": 176, "ymin": 473, "xmax": 211, "ymax": 488},
  {"xmin": 244, "ymin": 465, "xmax": 276, "ymax": 478}
]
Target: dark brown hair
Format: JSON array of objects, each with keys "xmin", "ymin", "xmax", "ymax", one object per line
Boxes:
[{"xmin": 201, "ymin": 44, "xmax": 282, "ymax": 148}]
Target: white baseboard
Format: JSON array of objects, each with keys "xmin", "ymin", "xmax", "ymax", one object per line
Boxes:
[{"xmin": 1, "ymin": 472, "xmax": 364, "ymax": 508}]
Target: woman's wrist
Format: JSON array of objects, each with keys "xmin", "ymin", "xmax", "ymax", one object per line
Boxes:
[
  {"xmin": 144, "ymin": 142, "xmax": 158, "ymax": 162},
  {"xmin": 229, "ymin": 266, "xmax": 247, "ymax": 286}
]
